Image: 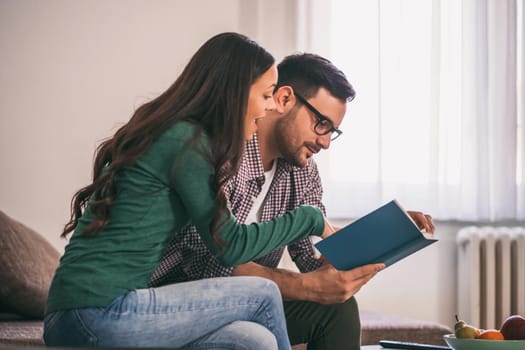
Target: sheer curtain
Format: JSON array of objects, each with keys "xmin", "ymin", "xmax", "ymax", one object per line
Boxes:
[{"xmin": 299, "ymin": 0, "xmax": 524, "ymax": 221}]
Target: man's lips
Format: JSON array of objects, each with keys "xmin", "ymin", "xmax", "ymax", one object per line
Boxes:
[{"xmin": 305, "ymin": 144, "xmax": 320, "ymax": 157}]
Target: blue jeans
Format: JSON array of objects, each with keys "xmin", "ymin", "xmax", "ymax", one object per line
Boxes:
[{"xmin": 44, "ymin": 277, "xmax": 291, "ymax": 349}]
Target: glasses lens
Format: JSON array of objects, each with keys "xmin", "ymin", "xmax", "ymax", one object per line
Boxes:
[
  {"xmin": 296, "ymin": 92, "xmax": 342, "ymax": 140},
  {"xmin": 315, "ymin": 119, "xmax": 333, "ymax": 135}
]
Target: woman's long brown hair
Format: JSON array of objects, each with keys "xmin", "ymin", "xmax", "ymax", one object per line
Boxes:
[{"xmin": 62, "ymin": 32, "xmax": 274, "ymax": 246}]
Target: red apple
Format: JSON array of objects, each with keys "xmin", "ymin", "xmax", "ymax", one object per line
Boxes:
[{"xmin": 500, "ymin": 314, "xmax": 525, "ymax": 340}]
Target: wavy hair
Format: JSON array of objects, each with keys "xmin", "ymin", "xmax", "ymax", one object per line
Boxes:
[{"xmin": 62, "ymin": 32, "xmax": 275, "ymax": 244}]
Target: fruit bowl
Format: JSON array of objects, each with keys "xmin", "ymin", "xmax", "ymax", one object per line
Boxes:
[{"xmin": 443, "ymin": 334, "xmax": 525, "ymax": 350}]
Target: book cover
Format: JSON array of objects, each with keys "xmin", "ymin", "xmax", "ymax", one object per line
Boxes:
[{"xmin": 315, "ymin": 199, "xmax": 437, "ymax": 271}]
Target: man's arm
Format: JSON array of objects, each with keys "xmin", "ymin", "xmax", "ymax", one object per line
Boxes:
[
  {"xmin": 232, "ymin": 261, "xmax": 383, "ymax": 304},
  {"xmin": 231, "ymin": 208, "xmax": 435, "ymax": 303}
]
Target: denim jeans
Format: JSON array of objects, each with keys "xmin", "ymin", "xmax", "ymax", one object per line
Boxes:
[{"xmin": 44, "ymin": 276, "xmax": 291, "ymax": 350}]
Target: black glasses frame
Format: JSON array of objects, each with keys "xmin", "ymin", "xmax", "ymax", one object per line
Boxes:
[{"xmin": 294, "ymin": 93, "xmax": 342, "ymax": 141}]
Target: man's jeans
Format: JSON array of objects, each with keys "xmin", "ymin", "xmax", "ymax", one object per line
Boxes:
[{"xmin": 44, "ymin": 276, "xmax": 291, "ymax": 350}]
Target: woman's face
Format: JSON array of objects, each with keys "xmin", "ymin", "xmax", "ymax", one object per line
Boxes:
[{"xmin": 245, "ymin": 64, "xmax": 278, "ymax": 140}]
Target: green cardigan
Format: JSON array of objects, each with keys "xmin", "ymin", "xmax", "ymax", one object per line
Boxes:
[{"xmin": 46, "ymin": 121, "xmax": 324, "ymax": 314}]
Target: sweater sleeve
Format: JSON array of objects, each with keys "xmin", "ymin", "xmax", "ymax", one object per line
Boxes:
[
  {"xmin": 288, "ymin": 159, "xmax": 325, "ymax": 272},
  {"xmin": 168, "ymin": 129, "xmax": 325, "ymax": 267}
]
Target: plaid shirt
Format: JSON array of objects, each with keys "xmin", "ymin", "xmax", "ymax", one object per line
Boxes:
[{"xmin": 150, "ymin": 134, "xmax": 325, "ymax": 287}]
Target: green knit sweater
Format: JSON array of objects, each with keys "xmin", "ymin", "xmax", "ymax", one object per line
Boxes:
[{"xmin": 46, "ymin": 121, "xmax": 324, "ymax": 314}]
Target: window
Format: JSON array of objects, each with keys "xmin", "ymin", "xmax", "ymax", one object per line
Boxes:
[{"xmin": 300, "ymin": 0, "xmax": 524, "ymax": 221}]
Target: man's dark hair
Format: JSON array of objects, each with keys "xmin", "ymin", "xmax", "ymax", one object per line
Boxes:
[{"xmin": 276, "ymin": 53, "xmax": 355, "ymax": 102}]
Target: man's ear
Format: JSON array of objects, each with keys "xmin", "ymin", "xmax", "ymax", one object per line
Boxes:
[{"xmin": 273, "ymin": 86, "xmax": 295, "ymax": 114}]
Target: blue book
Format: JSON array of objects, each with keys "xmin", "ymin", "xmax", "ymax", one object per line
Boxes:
[{"xmin": 315, "ymin": 199, "xmax": 437, "ymax": 270}]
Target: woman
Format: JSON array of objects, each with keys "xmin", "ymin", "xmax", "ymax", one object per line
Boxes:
[{"xmin": 44, "ymin": 33, "xmax": 329, "ymax": 349}]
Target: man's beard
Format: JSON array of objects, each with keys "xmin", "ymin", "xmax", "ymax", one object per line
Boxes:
[
  {"xmin": 274, "ymin": 110, "xmax": 312, "ymax": 168},
  {"xmin": 274, "ymin": 127, "xmax": 308, "ymax": 168},
  {"xmin": 283, "ymin": 147, "xmax": 307, "ymax": 168}
]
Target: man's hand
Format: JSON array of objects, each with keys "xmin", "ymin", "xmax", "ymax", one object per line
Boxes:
[
  {"xmin": 407, "ymin": 210, "xmax": 435, "ymax": 234},
  {"xmin": 232, "ymin": 261, "xmax": 384, "ymax": 304},
  {"xmin": 299, "ymin": 263, "xmax": 384, "ymax": 304}
]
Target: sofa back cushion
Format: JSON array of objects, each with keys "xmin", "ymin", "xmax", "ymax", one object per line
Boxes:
[{"xmin": 0, "ymin": 211, "xmax": 60, "ymax": 319}]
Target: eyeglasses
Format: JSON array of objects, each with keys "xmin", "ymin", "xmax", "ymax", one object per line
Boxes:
[{"xmin": 294, "ymin": 93, "xmax": 342, "ymax": 141}]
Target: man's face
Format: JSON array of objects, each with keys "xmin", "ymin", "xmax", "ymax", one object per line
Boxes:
[{"xmin": 274, "ymin": 88, "xmax": 346, "ymax": 167}]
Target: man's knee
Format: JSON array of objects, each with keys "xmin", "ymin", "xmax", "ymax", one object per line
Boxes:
[
  {"xmin": 321, "ymin": 297, "xmax": 361, "ymax": 349},
  {"xmin": 287, "ymin": 298, "xmax": 361, "ymax": 349},
  {"xmin": 325, "ymin": 297, "xmax": 360, "ymax": 331},
  {"xmin": 339, "ymin": 296, "xmax": 360, "ymax": 320}
]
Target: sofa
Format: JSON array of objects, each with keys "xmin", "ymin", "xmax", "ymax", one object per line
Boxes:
[{"xmin": 0, "ymin": 210, "xmax": 452, "ymax": 348}]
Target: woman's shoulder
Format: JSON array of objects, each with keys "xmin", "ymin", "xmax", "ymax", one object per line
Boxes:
[
  {"xmin": 159, "ymin": 121, "xmax": 208, "ymax": 143},
  {"xmin": 164, "ymin": 120, "xmax": 197, "ymax": 137},
  {"xmin": 139, "ymin": 120, "xmax": 211, "ymax": 170}
]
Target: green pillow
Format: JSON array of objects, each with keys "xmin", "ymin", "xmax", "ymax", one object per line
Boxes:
[{"xmin": 0, "ymin": 211, "xmax": 60, "ymax": 319}]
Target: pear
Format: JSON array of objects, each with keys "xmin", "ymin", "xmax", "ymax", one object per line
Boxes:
[
  {"xmin": 454, "ymin": 316, "xmax": 480, "ymax": 339},
  {"xmin": 454, "ymin": 315, "xmax": 466, "ymax": 332},
  {"xmin": 455, "ymin": 324, "xmax": 479, "ymax": 339}
]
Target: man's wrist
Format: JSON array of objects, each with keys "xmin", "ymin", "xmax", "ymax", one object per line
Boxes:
[{"xmin": 233, "ymin": 262, "xmax": 312, "ymax": 301}]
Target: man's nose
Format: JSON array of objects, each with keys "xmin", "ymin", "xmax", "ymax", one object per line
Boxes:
[{"xmin": 317, "ymin": 133, "xmax": 331, "ymax": 150}]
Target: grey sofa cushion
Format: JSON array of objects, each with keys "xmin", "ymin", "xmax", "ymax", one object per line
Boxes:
[
  {"xmin": 0, "ymin": 320, "xmax": 43, "ymax": 346},
  {"xmin": 0, "ymin": 211, "xmax": 60, "ymax": 319},
  {"xmin": 360, "ymin": 310, "xmax": 452, "ymax": 345}
]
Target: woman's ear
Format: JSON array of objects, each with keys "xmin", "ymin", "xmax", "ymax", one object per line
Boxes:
[{"xmin": 273, "ymin": 86, "xmax": 295, "ymax": 114}]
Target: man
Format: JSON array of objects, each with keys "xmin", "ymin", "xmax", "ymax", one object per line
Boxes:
[{"xmin": 150, "ymin": 53, "xmax": 434, "ymax": 349}]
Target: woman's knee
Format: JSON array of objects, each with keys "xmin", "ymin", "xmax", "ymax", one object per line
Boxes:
[
  {"xmin": 232, "ymin": 321, "xmax": 278, "ymax": 350},
  {"xmin": 240, "ymin": 276, "xmax": 280, "ymax": 294},
  {"xmin": 238, "ymin": 276, "xmax": 282, "ymax": 305},
  {"xmin": 194, "ymin": 320, "xmax": 278, "ymax": 350}
]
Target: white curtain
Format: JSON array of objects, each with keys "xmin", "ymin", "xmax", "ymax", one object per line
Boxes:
[{"xmin": 299, "ymin": 0, "xmax": 524, "ymax": 221}]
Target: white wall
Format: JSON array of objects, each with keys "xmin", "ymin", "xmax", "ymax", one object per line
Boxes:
[
  {"xmin": 0, "ymin": 0, "xmax": 297, "ymax": 251},
  {"xmin": 1, "ymin": 0, "xmax": 522, "ymax": 329}
]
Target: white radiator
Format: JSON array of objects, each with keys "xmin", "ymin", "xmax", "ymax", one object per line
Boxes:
[{"xmin": 456, "ymin": 226, "xmax": 525, "ymax": 329}]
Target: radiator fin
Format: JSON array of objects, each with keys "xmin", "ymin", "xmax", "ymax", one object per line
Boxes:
[{"xmin": 456, "ymin": 226, "xmax": 525, "ymax": 329}]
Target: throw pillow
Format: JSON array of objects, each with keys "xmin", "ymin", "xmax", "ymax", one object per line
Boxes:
[{"xmin": 0, "ymin": 211, "xmax": 60, "ymax": 319}]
